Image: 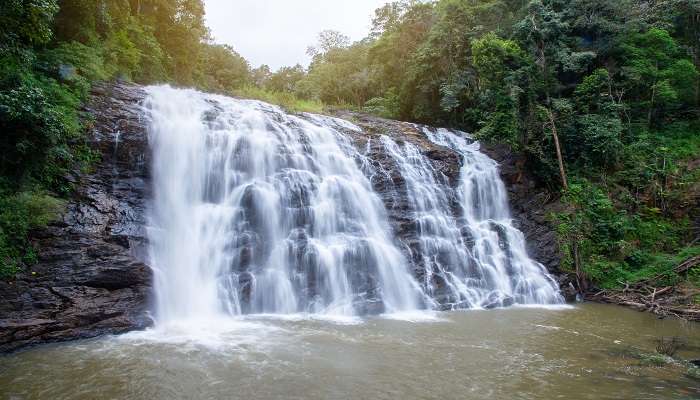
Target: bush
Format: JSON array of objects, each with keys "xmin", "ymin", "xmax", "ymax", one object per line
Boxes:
[
  {"xmin": 0, "ymin": 75, "xmax": 80, "ymax": 184},
  {"xmin": 0, "ymin": 188, "xmax": 65, "ymax": 278},
  {"xmin": 40, "ymin": 41, "xmax": 107, "ymax": 84},
  {"xmin": 556, "ymin": 175, "xmax": 698, "ymax": 289},
  {"xmin": 364, "ymin": 88, "xmax": 400, "ymax": 119}
]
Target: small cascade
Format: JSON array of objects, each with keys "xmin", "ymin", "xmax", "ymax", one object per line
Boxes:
[
  {"xmin": 144, "ymin": 86, "xmax": 423, "ymax": 322},
  {"xmin": 380, "ymin": 136, "xmax": 476, "ymax": 308},
  {"xmin": 414, "ymin": 127, "xmax": 563, "ymax": 307}
]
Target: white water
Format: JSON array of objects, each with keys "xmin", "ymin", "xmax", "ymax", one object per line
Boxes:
[
  {"xmin": 144, "ymin": 86, "xmax": 560, "ymax": 325},
  {"xmin": 414, "ymin": 127, "xmax": 563, "ymax": 307},
  {"xmin": 145, "ymin": 86, "xmax": 422, "ymax": 323}
]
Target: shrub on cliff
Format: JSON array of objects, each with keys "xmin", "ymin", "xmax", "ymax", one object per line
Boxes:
[{"xmin": 0, "ymin": 188, "xmax": 65, "ymax": 278}]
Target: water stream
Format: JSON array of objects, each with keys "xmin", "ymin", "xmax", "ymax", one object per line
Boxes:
[
  {"xmin": 145, "ymin": 86, "xmax": 423, "ymax": 322},
  {"xmin": 380, "ymin": 130, "xmax": 561, "ymax": 309}
]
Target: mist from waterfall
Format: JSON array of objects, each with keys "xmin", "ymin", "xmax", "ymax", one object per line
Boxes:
[{"xmin": 144, "ymin": 86, "xmax": 560, "ymax": 324}]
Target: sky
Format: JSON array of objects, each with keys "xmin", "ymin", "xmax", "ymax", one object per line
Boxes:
[{"xmin": 204, "ymin": 0, "xmax": 388, "ymax": 71}]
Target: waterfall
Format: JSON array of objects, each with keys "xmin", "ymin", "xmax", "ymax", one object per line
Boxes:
[
  {"xmin": 144, "ymin": 86, "xmax": 561, "ymax": 323},
  {"xmin": 393, "ymin": 127, "xmax": 562, "ymax": 308},
  {"xmin": 145, "ymin": 86, "xmax": 423, "ymax": 322}
]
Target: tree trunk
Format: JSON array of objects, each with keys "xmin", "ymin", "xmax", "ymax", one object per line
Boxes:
[
  {"xmin": 647, "ymin": 82, "xmax": 656, "ymax": 128},
  {"xmin": 694, "ymin": 50, "xmax": 700, "ymax": 108},
  {"xmin": 545, "ymin": 108, "xmax": 585, "ymax": 294},
  {"xmin": 572, "ymin": 239, "xmax": 586, "ymax": 294},
  {"xmin": 545, "ymin": 108, "xmax": 568, "ymax": 190}
]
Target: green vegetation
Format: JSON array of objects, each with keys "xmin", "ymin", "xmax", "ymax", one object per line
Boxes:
[
  {"xmin": 0, "ymin": 189, "xmax": 65, "ymax": 276},
  {"xmin": 613, "ymin": 341, "xmax": 700, "ymax": 380},
  {"xmin": 2, "ymin": 0, "xmax": 699, "ymax": 294},
  {"xmin": 259, "ymin": 0, "xmax": 700, "ymax": 294},
  {"xmin": 0, "ymin": 0, "xmax": 254, "ymax": 277},
  {"xmin": 555, "ymin": 123, "xmax": 700, "ymax": 289},
  {"xmin": 234, "ymin": 86, "xmax": 325, "ymax": 114}
]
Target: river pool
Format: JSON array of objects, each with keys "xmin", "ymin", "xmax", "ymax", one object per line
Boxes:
[{"xmin": 1, "ymin": 303, "xmax": 698, "ymax": 400}]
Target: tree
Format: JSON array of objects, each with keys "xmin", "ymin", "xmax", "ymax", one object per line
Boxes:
[
  {"xmin": 251, "ymin": 64, "xmax": 272, "ymax": 87},
  {"xmin": 620, "ymin": 28, "xmax": 699, "ymax": 126},
  {"xmin": 369, "ymin": 0, "xmax": 417, "ymax": 39},
  {"xmin": 471, "ymin": 33, "xmax": 530, "ymax": 147},
  {"xmin": 307, "ymin": 30, "xmax": 350, "ymax": 59},
  {"xmin": 267, "ymin": 64, "xmax": 306, "ymax": 93},
  {"xmin": 0, "ymin": 0, "xmax": 59, "ymax": 49},
  {"xmin": 304, "ymin": 38, "xmax": 374, "ymax": 106},
  {"xmin": 367, "ymin": 1, "xmax": 434, "ymax": 117},
  {"xmin": 196, "ymin": 44, "xmax": 250, "ymax": 92}
]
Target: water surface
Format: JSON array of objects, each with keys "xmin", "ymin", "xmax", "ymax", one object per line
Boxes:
[{"xmin": 2, "ymin": 304, "xmax": 698, "ymax": 399}]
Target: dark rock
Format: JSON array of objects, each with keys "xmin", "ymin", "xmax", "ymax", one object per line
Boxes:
[
  {"xmin": 355, "ymin": 298, "xmax": 385, "ymax": 315},
  {"xmin": 482, "ymin": 292, "xmax": 515, "ymax": 309},
  {"xmin": 556, "ymin": 275, "xmax": 580, "ymax": 303},
  {"xmin": 0, "ymin": 82, "xmax": 152, "ymax": 353}
]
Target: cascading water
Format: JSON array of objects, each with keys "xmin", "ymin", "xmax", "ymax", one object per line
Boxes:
[
  {"xmin": 144, "ymin": 85, "xmax": 560, "ymax": 324},
  {"xmin": 380, "ymin": 135, "xmax": 476, "ymax": 308},
  {"xmin": 145, "ymin": 86, "xmax": 423, "ymax": 322},
  {"xmin": 382, "ymin": 127, "xmax": 562, "ymax": 308}
]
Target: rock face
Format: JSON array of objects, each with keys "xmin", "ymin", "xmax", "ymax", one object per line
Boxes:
[
  {"xmin": 0, "ymin": 82, "xmax": 153, "ymax": 353},
  {"xmin": 0, "ymin": 82, "xmax": 567, "ymax": 352},
  {"xmin": 331, "ymin": 111, "xmax": 463, "ymax": 287}
]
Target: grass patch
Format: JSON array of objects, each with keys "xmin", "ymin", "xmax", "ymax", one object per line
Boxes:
[
  {"xmin": 234, "ymin": 86, "xmax": 325, "ymax": 114},
  {"xmin": 638, "ymin": 353, "xmax": 675, "ymax": 367},
  {"xmin": 687, "ymin": 366, "xmax": 700, "ymax": 380}
]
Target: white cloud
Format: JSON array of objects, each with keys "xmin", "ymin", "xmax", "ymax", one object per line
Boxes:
[{"xmin": 204, "ymin": 0, "xmax": 387, "ymax": 71}]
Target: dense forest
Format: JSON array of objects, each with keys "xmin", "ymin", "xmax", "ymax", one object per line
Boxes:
[{"xmin": 1, "ymin": 0, "xmax": 699, "ymax": 297}]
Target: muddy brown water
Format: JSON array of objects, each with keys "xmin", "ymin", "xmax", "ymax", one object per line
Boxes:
[{"xmin": 1, "ymin": 303, "xmax": 699, "ymax": 400}]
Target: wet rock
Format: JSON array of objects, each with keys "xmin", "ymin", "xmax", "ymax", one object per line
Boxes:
[
  {"xmin": 501, "ymin": 296, "xmax": 516, "ymax": 308},
  {"xmin": 0, "ymin": 82, "xmax": 153, "ymax": 353},
  {"xmin": 557, "ymin": 275, "xmax": 580, "ymax": 302},
  {"xmin": 479, "ymin": 143, "xmax": 564, "ymax": 275},
  {"xmin": 355, "ymin": 298, "xmax": 385, "ymax": 315},
  {"xmin": 482, "ymin": 293, "xmax": 515, "ymax": 309},
  {"xmin": 332, "ymin": 110, "xmax": 565, "ymax": 287}
]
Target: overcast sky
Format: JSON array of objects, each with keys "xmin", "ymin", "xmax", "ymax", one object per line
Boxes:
[{"xmin": 204, "ymin": 0, "xmax": 387, "ymax": 71}]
